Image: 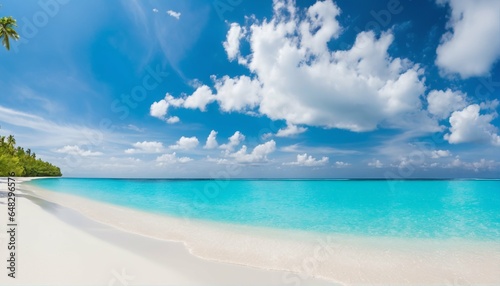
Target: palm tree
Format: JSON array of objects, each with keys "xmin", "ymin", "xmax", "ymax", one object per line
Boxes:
[
  {"xmin": 6, "ymin": 134, "xmax": 15, "ymax": 147},
  {"xmin": 0, "ymin": 16, "xmax": 20, "ymax": 51}
]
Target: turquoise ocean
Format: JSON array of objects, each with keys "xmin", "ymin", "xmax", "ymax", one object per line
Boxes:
[{"xmin": 28, "ymin": 178, "xmax": 500, "ymax": 240}]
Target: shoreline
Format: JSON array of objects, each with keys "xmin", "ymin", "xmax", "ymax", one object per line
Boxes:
[
  {"xmin": 2, "ymin": 180, "xmax": 500, "ymax": 285},
  {"xmin": 0, "ymin": 179, "xmax": 335, "ymax": 285}
]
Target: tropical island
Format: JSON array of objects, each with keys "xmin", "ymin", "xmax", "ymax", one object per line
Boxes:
[{"xmin": 0, "ymin": 134, "xmax": 62, "ymax": 176}]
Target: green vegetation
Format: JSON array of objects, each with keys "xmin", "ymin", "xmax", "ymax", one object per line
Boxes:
[
  {"xmin": 0, "ymin": 134, "xmax": 62, "ymax": 177},
  {"xmin": 0, "ymin": 16, "xmax": 19, "ymax": 51}
]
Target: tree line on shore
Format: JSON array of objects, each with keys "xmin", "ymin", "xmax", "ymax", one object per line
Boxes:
[{"xmin": 0, "ymin": 135, "xmax": 62, "ymax": 177}]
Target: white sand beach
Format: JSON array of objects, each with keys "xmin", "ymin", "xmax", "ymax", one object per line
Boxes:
[
  {"xmin": 0, "ymin": 179, "xmax": 334, "ymax": 286},
  {"xmin": 0, "ymin": 179, "xmax": 499, "ymax": 285}
]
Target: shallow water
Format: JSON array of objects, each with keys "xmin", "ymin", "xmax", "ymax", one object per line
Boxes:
[{"xmin": 29, "ymin": 178, "xmax": 500, "ymax": 240}]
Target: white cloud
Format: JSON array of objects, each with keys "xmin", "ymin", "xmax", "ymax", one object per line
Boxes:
[
  {"xmin": 150, "ymin": 99, "xmax": 169, "ymax": 119},
  {"xmin": 436, "ymin": 0, "xmax": 500, "ymax": 78},
  {"xmin": 276, "ymin": 123, "xmax": 307, "ymax": 137},
  {"xmin": 170, "ymin": 136, "xmax": 200, "ymax": 150},
  {"xmin": 231, "ymin": 140, "xmax": 276, "ymax": 163},
  {"xmin": 427, "ymin": 89, "xmax": 467, "ymax": 119},
  {"xmin": 213, "ymin": 76, "xmax": 262, "ymax": 112},
  {"xmin": 152, "ymin": 8, "xmax": 158, "ymax": 13},
  {"xmin": 156, "ymin": 152, "xmax": 193, "ymax": 165},
  {"xmin": 183, "ymin": 85, "xmax": 216, "ymax": 111},
  {"xmin": 368, "ymin": 159, "xmax": 383, "ymax": 168},
  {"xmin": 335, "ymin": 161, "xmax": 351, "ymax": 168},
  {"xmin": 159, "ymin": 0, "xmax": 434, "ymax": 133},
  {"xmin": 0, "ymin": 105, "xmax": 124, "ymax": 148},
  {"xmin": 445, "ymin": 104, "xmax": 500, "ymax": 145},
  {"xmin": 447, "ymin": 157, "xmax": 498, "ymax": 171},
  {"xmin": 280, "ymin": 144, "xmax": 359, "ymax": 155},
  {"xmin": 204, "ymin": 130, "xmax": 218, "ymax": 149},
  {"xmin": 166, "ymin": 116, "xmax": 180, "ymax": 124},
  {"xmin": 206, "ymin": 156, "xmax": 228, "ymax": 165},
  {"xmin": 167, "ymin": 10, "xmax": 181, "ymax": 20},
  {"xmin": 285, "ymin": 153, "xmax": 329, "ymax": 167},
  {"xmin": 223, "ymin": 23, "xmax": 244, "ymax": 61},
  {"xmin": 431, "ymin": 150, "xmax": 452, "ymax": 159},
  {"xmin": 480, "ymin": 100, "xmax": 500, "ymax": 111},
  {"xmin": 56, "ymin": 145, "xmax": 103, "ymax": 157},
  {"xmin": 125, "ymin": 124, "xmax": 144, "ymax": 132},
  {"xmin": 220, "ymin": 131, "xmax": 245, "ymax": 151},
  {"xmin": 125, "ymin": 141, "xmax": 164, "ymax": 154}
]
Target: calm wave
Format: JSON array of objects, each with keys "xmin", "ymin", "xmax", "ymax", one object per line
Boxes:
[{"xmin": 28, "ymin": 178, "xmax": 500, "ymax": 240}]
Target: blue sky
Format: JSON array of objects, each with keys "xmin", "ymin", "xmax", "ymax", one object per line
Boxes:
[{"xmin": 1, "ymin": 0, "xmax": 500, "ymax": 178}]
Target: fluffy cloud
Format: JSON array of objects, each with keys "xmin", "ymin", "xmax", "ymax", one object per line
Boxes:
[
  {"xmin": 125, "ymin": 141, "xmax": 164, "ymax": 154},
  {"xmin": 56, "ymin": 145, "xmax": 103, "ymax": 157},
  {"xmin": 169, "ymin": 136, "xmax": 200, "ymax": 150},
  {"xmin": 150, "ymin": 99, "xmax": 169, "ymax": 118},
  {"xmin": 150, "ymin": 98, "xmax": 180, "ymax": 124},
  {"xmin": 166, "ymin": 116, "xmax": 180, "ymax": 124},
  {"xmin": 183, "ymin": 85, "xmax": 216, "ymax": 111},
  {"xmin": 156, "ymin": 152, "xmax": 193, "ymax": 165},
  {"xmin": 157, "ymin": 0, "xmax": 434, "ymax": 133},
  {"xmin": 445, "ymin": 104, "xmax": 500, "ymax": 145},
  {"xmin": 220, "ymin": 131, "xmax": 245, "ymax": 151},
  {"xmin": 204, "ymin": 130, "xmax": 218, "ymax": 149},
  {"xmin": 213, "ymin": 76, "xmax": 262, "ymax": 112},
  {"xmin": 427, "ymin": 89, "xmax": 467, "ymax": 119},
  {"xmin": 335, "ymin": 161, "xmax": 351, "ymax": 168},
  {"xmin": 223, "ymin": 23, "xmax": 243, "ymax": 61},
  {"xmin": 368, "ymin": 159, "xmax": 383, "ymax": 168},
  {"xmin": 436, "ymin": 0, "xmax": 500, "ymax": 78},
  {"xmin": 231, "ymin": 140, "xmax": 276, "ymax": 163},
  {"xmin": 167, "ymin": 10, "xmax": 181, "ymax": 20},
  {"xmin": 447, "ymin": 157, "xmax": 498, "ymax": 171},
  {"xmin": 431, "ymin": 150, "xmax": 452, "ymax": 158},
  {"xmin": 285, "ymin": 153, "xmax": 329, "ymax": 167},
  {"xmin": 276, "ymin": 123, "xmax": 307, "ymax": 137}
]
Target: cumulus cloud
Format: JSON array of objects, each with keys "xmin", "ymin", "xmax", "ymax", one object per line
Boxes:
[
  {"xmin": 125, "ymin": 141, "xmax": 164, "ymax": 154},
  {"xmin": 183, "ymin": 85, "xmax": 216, "ymax": 111},
  {"xmin": 152, "ymin": 8, "xmax": 158, "ymax": 13},
  {"xmin": 427, "ymin": 89, "xmax": 467, "ymax": 119},
  {"xmin": 170, "ymin": 136, "xmax": 200, "ymax": 150},
  {"xmin": 285, "ymin": 153, "xmax": 329, "ymax": 167},
  {"xmin": 368, "ymin": 159, "xmax": 383, "ymax": 168},
  {"xmin": 156, "ymin": 152, "xmax": 193, "ymax": 165},
  {"xmin": 220, "ymin": 131, "xmax": 245, "ymax": 151},
  {"xmin": 56, "ymin": 145, "xmax": 102, "ymax": 157},
  {"xmin": 431, "ymin": 150, "xmax": 452, "ymax": 158},
  {"xmin": 231, "ymin": 140, "xmax": 276, "ymax": 163},
  {"xmin": 213, "ymin": 76, "xmax": 262, "ymax": 112},
  {"xmin": 445, "ymin": 104, "xmax": 500, "ymax": 145},
  {"xmin": 223, "ymin": 23, "xmax": 244, "ymax": 61},
  {"xmin": 156, "ymin": 0, "xmax": 436, "ymax": 133},
  {"xmin": 276, "ymin": 123, "xmax": 307, "ymax": 137},
  {"xmin": 335, "ymin": 161, "xmax": 351, "ymax": 168},
  {"xmin": 166, "ymin": 116, "xmax": 180, "ymax": 124},
  {"xmin": 204, "ymin": 130, "xmax": 219, "ymax": 149},
  {"xmin": 150, "ymin": 99, "xmax": 169, "ymax": 118},
  {"xmin": 167, "ymin": 10, "xmax": 181, "ymax": 20},
  {"xmin": 447, "ymin": 157, "xmax": 498, "ymax": 171},
  {"xmin": 436, "ymin": 0, "xmax": 500, "ymax": 78},
  {"xmin": 150, "ymin": 97, "xmax": 181, "ymax": 124}
]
